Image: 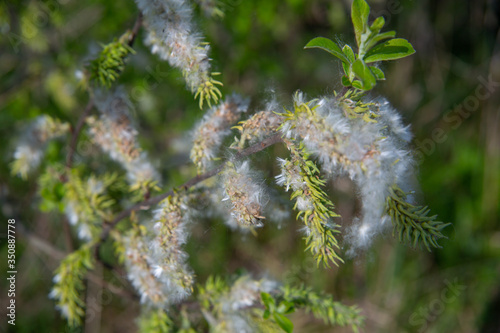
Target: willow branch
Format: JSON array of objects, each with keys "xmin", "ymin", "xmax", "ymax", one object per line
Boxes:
[
  {"xmin": 95, "ymin": 133, "xmax": 284, "ymax": 249},
  {"xmin": 65, "ymin": 14, "xmax": 143, "ymax": 171},
  {"xmin": 64, "ymin": 14, "xmax": 144, "ymax": 254},
  {"xmin": 127, "ymin": 13, "xmax": 143, "ymax": 47}
]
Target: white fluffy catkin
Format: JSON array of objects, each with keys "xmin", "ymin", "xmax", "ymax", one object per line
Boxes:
[
  {"xmin": 281, "ymin": 92, "xmax": 415, "ymax": 256},
  {"xmin": 135, "ymin": 0, "xmax": 212, "ymax": 91}
]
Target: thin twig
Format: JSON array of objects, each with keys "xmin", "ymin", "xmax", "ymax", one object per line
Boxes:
[
  {"xmin": 95, "ymin": 133, "xmax": 284, "ymax": 250},
  {"xmin": 127, "ymin": 13, "xmax": 143, "ymax": 47},
  {"xmin": 86, "ymin": 269, "xmax": 137, "ymax": 301},
  {"xmin": 62, "ymin": 218, "xmax": 74, "ymax": 252}
]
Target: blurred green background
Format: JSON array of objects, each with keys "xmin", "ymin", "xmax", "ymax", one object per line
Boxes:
[{"xmin": 1, "ymin": 0, "xmax": 499, "ymax": 332}]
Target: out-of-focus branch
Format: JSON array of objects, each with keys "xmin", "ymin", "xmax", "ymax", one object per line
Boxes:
[
  {"xmin": 127, "ymin": 13, "xmax": 143, "ymax": 47},
  {"xmin": 64, "ymin": 13, "xmax": 144, "ymax": 254},
  {"xmin": 17, "ymin": 222, "xmax": 137, "ymax": 301},
  {"xmin": 66, "ymin": 99, "xmax": 95, "ymax": 171},
  {"xmin": 65, "ymin": 14, "xmax": 143, "ymax": 171}
]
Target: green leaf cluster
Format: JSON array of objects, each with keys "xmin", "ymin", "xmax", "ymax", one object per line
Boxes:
[
  {"xmin": 337, "ymin": 89, "xmax": 381, "ymax": 122},
  {"xmin": 194, "ymin": 72, "xmax": 223, "ymax": 109},
  {"xmin": 50, "ymin": 245, "xmax": 94, "ymax": 327},
  {"xmin": 275, "ymin": 134, "xmax": 343, "ymax": 267},
  {"xmin": 64, "ymin": 170, "xmax": 118, "ymax": 239},
  {"xmin": 261, "ymin": 292, "xmax": 295, "ymax": 333},
  {"xmin": 88, "ymin": 32, "xmax": 135, "ymax": 88},
  {"xmin": 279, "ymin": 284, "xmax": 363, "ymax": 332},
  {"xmin": 138, "ymin": 308, "xmax": 174, "ymax": 333},
  {"xmin": 259, "ymin": 284, "xmax": 364, "ymax": 333},
  {"xmin": 386, "ymin": 185, "xmax": 452, "ymax": 251},
  {"xmin": 198, "ymin": 275, "xmax": 281, "ymax": 333},
  {"xmin": 198, "ymin": 275, "xmax": 230, "ymax": 313},
  {"xmin": 304, "ymin": 0, "xmax": 414, "ymax": 91},
  {"xmin": 38, "ymin": 164, "xmax": 66, "ymax": 212},
  {"xmin": 129, "ymin": 178, "xmax": 161, "ymax": 202}
]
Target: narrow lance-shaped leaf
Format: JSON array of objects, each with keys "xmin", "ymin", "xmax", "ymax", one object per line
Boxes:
[
  {"xmin": 364, "ymin": 38, "xmax": 415, "ymax": 63},
  {"xmin": 370, "ymin": 16, "xmax": 385, "ymax": 34},
  {"xmin": 304, "ymin": 37, "xmax": 349, "ymax": 64},
  {"xmin": 273, "ymin": 313, "xmax": 294, "ymax": 333},
  {"xmin": 341, "ymin": 75, "xmax": 352, "ymax": 87},
  {"xmin": 364, "ymin": 30, "xmax": 396, "ymax": 52},
  {"xmin": 369, "ymin": 66, "xmax": 385, "ymax": 80},
  {"xmin": 358, "ymin": 17, "xmax": 387, "ymax": 56},
  {"xmin": 352, "ymin": 59, "xmax": 376, "ymax": 90},
  {"xmin": 342, "ymin": 45, "xmax": 355, "ymax": 63},
  {"xmin": 351, "ymin": 0, "xmax": 370, "ymax": 47}
]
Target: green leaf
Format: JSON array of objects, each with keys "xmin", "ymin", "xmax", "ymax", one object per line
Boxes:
[
  {"xmin": 352, "ymin": 59, "xmax": 376, "ymax": 90},
  {"xmin": 351, "ymin": 0, "xmax": 370, "ymax": 47},
  {"xmin": 341, "ymin": 75, "xmax": 352, "ymax": 87},
  {"xmin": 351, "ymin": 79, "xmax": 364, "ymax": 91},
  {"xmin": 342, "ymin": 45, "xmax": 355, "ymax": 63},
  {"xmin": 261, "ymin": 292, "xmax": 275, "ymax": 309},
  {"xmin": 364, "ymin": 38, "xmax": 415, "ymax": 63},
  {"xmin": 365, "ymin": 30, "xmax": 396, "ymax": 51},
  {"xmin": 341, "ymin": 62, "xmax": 353, "ymax": 81},
  {"xmin": 369, "ymin": 66, "xmax": 385, "ymax": 80},
  {"xmin": 281, "ymin": 301, "xmax": 296, "ymax": 314},
  {"xmin": 273, "ymin": 313, "xmax": 294, "ymax": 333},
  {"xmin": 386, "ymin": 185, "xmax": 451, "ymax": 251},
  {"xmin": 304, "ymin": 37, "xmax": 349, "ymax": 64},
  {"xmin": 370, "ymin": 16, "xmax": 385, "ymax": 34},
  {"xmin": 277, "ymin": 301, "xmax": 295, "ymax": 314}
]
